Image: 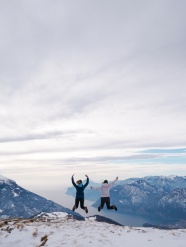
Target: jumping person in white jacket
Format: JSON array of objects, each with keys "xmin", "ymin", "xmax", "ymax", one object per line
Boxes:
[{"xmin": 90, "ymin": 177, "xmax": 118, "ymax": 212}]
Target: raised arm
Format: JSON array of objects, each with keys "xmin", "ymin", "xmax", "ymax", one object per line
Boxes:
[
  {"xmin": 71, "ymin": 175, "xmax": 78, "ymax": 188},
  {"xmin": 108, "ymin": 177, "xmax": 118, "ymax": 188},
  {"xmin": 84, "ymin": 175, "xmax": 89, "ymax": 188}
]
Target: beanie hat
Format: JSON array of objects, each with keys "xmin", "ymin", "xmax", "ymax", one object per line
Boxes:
[{"xmin": 103, "ymin": 180, "xmax": 108, "ymax": 183}]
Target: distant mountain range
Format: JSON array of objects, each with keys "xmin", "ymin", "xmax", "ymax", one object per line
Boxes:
[
  {"xmin": 0, "ymin": 175, "xmax": 80, "ymax": 220},
  {"xmin": 67, "ymin": 175, "xmax": 186, "ymax": 220},
  {"xmin": 2, "ymin": 174, "xmax": 185, "ymax": 222}
]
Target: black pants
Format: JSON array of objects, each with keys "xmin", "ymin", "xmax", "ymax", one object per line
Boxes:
[
  {"xmin": 99, "ymin": 197, "xmax": 115, "ymax": 210},
  {"xmin": 74, "ymin": 198, "xmax": 86, "ymax": 210}
]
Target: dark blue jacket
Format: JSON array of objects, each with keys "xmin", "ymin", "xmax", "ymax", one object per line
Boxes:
[{"xmin": 71, "ymin": 176, "xmax": 89, "ymax": 199}]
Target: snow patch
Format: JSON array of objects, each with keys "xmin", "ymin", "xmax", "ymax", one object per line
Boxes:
[
  {"xmin": 86, "ymin": 216, "xmax": 96, "ymax": 221},
  {"xmin": 36, "ymin": 212, "xmax": 68, "ymax": 219},
  {"xmin": 0, "ymin": 216, "xmax": 185, "ymax": 247},
  {"xmin": 13, "ymin": 192, "xmax": 19, "ymax": 197}
]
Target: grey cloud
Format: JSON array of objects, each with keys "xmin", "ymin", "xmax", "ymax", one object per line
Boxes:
[
  {"xmin": 59, "ymin": 154, "xmax": 161, "ymax": 163},
  {"xmin": 0, "ymin": 129, "xmax": 93, "ymax": 143},
  {"xmin": 0, "ymin": 131, "xmax": 62, "ymax": 143},
  {"xmin": 1, "ymin": 0, "xmax": 186, "ymax": 77},
  {"xmin": 0, "ymin": 152, "xmax": 162, "ymax": 162},
  {"xmin": 1, "ymin": 0, "xmax": 186, "ymax": 91}
]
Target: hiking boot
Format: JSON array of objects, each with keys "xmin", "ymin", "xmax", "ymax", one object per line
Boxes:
[
  {"xmin": 98, "ymin": 206, "xmax": 101, "ymax": 212},
  {"xmin": 85, "ymin": 207, "xmax": 88, "ymax": 214},
  {"xmin": 113, "ymin": 205, "xmax": 117, "ymax": 211}
]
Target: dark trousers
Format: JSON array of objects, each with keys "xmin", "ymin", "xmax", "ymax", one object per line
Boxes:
[
  {"xmin": 74, "ymin": 198, "xmax": 86, "ymax": 209},
  {"xmin": 100, "ymin": 197, "xmax": 115, "ymax": 210}
]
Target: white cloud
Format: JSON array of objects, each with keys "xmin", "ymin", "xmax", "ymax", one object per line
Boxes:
[{"xmin": 0, "ymin": 0, "xmax": 186, "ymax": 185}]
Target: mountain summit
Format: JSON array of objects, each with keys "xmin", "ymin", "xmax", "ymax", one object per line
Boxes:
[{"xmin": 0, "ymin": 213, "xmax": 185, "ymax": 247}]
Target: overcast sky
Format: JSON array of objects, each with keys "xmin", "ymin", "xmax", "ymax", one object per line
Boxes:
[{"xmin": 0, "ymin": 0, "xmax": 186, "ymax": 192}]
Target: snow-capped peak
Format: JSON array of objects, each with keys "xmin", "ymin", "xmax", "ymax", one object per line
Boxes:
[
  {"xmin": 0, "ymin": 174, "xmax": 8, "ymax": 181},
  {"xmin": 0, "ymin": 174, "xmax": 16, "ymax": 185}
]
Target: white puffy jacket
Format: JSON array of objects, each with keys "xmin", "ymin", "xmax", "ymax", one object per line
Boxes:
[{"xmin": 91, "ymin": 178, "xmax": 117, "ymax": 197}]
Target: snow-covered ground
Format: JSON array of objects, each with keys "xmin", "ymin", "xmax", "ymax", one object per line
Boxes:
[{"xmin": 0, "ymin": 212, "xmax": 185, "ymax": 247}]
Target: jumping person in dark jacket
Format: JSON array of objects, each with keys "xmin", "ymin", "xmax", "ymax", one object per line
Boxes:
[{"xmin": 71, "ymin": 174, "xmax": 89, "ymax": 213}]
